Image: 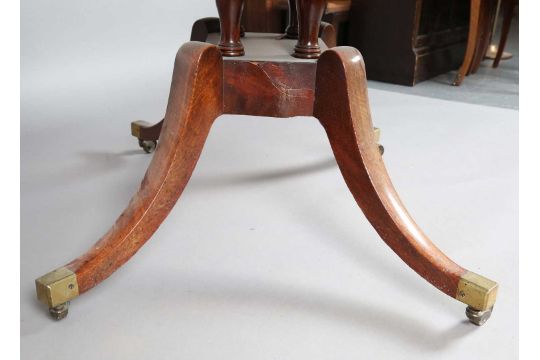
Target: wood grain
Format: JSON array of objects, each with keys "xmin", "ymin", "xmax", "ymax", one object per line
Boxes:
[
  {"xmin": 66, "ymin": 43, "xmax": 223, "ymax": 293},
  {"xmin": 314, "ymin": 47, "xmax": 467, "ymax": 297},
  {"xmin": 223, "ymin": 60, "xmax": 316, "ymax": 117}
]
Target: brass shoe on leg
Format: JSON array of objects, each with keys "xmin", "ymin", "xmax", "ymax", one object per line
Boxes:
[{"xmin": 35, "ymin": 267, "xmax": 79, "ymax": 320}]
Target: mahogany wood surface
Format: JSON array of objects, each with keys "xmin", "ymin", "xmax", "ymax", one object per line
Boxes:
[
  {"xmin": 223, "ymin": 60, "xmax": 316, "ymax": 117},
  {"xmin": 133, "ymin": 18, "xmax": 336, "ymax": 144},
  {"xmin": 453, "ymin": 0, "xmax": 498, "ymax": 85},
  {"xmin": 66, "ymin": 43, "xmax": 223, "ymax": 293},
  {"xmin": 241, "ymin": 0, "xmax": 283, "ymax": 33},
  {"xmin": 37, "ymin": 1, "xmax": 496, "ymax": 321},
  {"xmin": 469, "ymin": 0, "xmax": 498, "ymax": 74},
  {"xmin": 131, "ymin": 120, "xmax": 163, "ymax": 142},
  {"xmin": 318, "ymin": 21, "xmax": 337, "ymax": 48},
  {"xmin": 216, "ymin": 0, "xmax": 245, "ymax": 56},
  {"xmin": 293, "ymin": 0, "xmax": 326, "ymax": 59},
  {"xmin": 314, "ymin": 47, "xmax": 466, "ymax": 297},
  {"xmin": 246, "ymin": 0, "xmax": 350, "ymax": 46},
  {"xmin": 70, "ymin": 40, "xmax": 471, "ymax": 301},
  {"xmin": 493, "ymin": 0, "xmax": 517, "ymax": 68},
  {"xmin": 453, "ymin": 0, "xmax": 481, "ymax": 86}
]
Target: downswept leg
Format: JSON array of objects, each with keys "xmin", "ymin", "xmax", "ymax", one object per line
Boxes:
[
  {"xmin": 36, "ymin": 42, "xmax": 224, "ymax": 319},
  {"xmin": 453, "ymin": 0, "xmax": 482, "ymax": 86},
  {"xmin": 313, "ymin": 47, "xmax": 498, "ymax": 325}
]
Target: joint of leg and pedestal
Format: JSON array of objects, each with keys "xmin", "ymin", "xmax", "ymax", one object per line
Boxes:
[{"xmin": 35, "ymin": 267, "xmax": 79, "ymax": 319}]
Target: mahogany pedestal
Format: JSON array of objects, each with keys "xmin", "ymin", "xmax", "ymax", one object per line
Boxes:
[{"xmin": 36, "ymin": 2, "xmax": 498, "ymax": 327}]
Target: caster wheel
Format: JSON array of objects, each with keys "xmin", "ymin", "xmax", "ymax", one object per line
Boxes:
[
  {"xmin": 138, "ymin": 139, "xmax": 157, "ymax": 154},
  {"xmin": 49, "ymin": 302, "xmax": 70, "ymax": 321},
  {"xmin": 466, "ymin": 306, "xmax": 493, "ymax": 326},
  {"xmin": 378, "ymin": 144, "xmax": 385, "ymax": 155}
]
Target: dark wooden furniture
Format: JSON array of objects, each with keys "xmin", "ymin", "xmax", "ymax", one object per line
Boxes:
[
  {"xmin": 453, "ymin": 0, "xmax": 498, "ymax": 85},
  {"xmin": 243, "ymin": 0, "xmax": 351, "ymax": 45},
  {"xmin": 348, "ymin": 0, "xmax": 472, "ymax": 86},
  {"xmin": 493, "ymin": 0, "xmax": 517, "ymax": 68},
  {"xmin": 278, "ymin": 0, "xmax": 352, "ymax": 45},
  {"xmin": 36, "ymin": 0, "xmax": 498, "ymax": 327}
]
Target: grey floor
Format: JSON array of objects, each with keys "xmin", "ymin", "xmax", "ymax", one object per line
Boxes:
[
  {"xmin": 21, "ymin": 83, "xmax": 518, "ymax": 360},
  {"xmin": 368, "ymin": 18, "xmax": 519, "ymax": 110}
]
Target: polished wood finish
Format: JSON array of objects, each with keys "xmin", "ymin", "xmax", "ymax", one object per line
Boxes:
[
  {"xmin": 453, "ymin": 0, "xmax": 482, "ymax": 86},
  {"xmin": 285, "ymin": 0, "xmax": 299, "ymax": 39},
  {"xmin": 131, "ymin": 119, "xmax": 163, "ymax": 142},
  {"xmin": 317, "ymin": 1, "xmax": 350, "ymax": 45},
  {"xmin": 493, "ymin": 0, "xmax": 517, "ymax": 68},
  {"xmin": 314, "ymin": 47, "xmax": 466, "ymax": 296},
  {"xmin": 293, "ymin": 0, "xmax": 326, "ymax": 58},
  {"xmin": 217, "ymin": 0, "xmax": 326, "ymax": 59},
  {"xmin": 63, "ymin": 38, "xmax": 478, "ymax": 305},
  {"xmin": 318, "ymin": 21, "xmax": 336, "ymax": 48},
  {"xmin": 241, "ymin": 0, "xmax": 283, "ymax": 33},
  {"xmin": 37, "ymin": 4, "xmax": 497, "ymax": 323},
  {"xmin": 216, "ymin": 0, "xmax": 245, "ymax": 56},
  {"xmin": 66, "ymin": 43, "xmax": 223, "ymax": 293},
  {"xmin": 453, "ymin": 0, "xmax": 498, "ymax": 85},
  {"xmin": 193, "ymin": 15, "xmax": 334, "ymax": 46},
  {"xmin": 250, "ymin": 0, "xmax": 351, "ymax": 45},
  {"xmin": 469, "ymin": 0, "xmax": 498, "ymax": 73},
  {"xmin": 64, "ymin": 40, "xmax": 472, "ymax": 300},
  {"xmin": 223, "ymin": 60, "xmax": 316, "ymax": 117},
  {"xmin": 132, "ymin": 18, "xmax": 335, "ymax": 145}
]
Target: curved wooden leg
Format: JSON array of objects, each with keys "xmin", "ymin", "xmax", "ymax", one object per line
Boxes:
[
  {"xmin": 319, "ymin": 21, "xmax": 337, "ymax": 48},
  {"xmin": 314, "ymin": 47, "xmax": 498, "ymax": 324},
  {"xmin": 493, "ymin": 0, "xmax": 516, "ymax": 68},
  {"xmin": 470, "ymin": 0, "xmax": 498, "ymax": 74},
  {"xmin": 453, "ymin": 0, "xmax": 482, "ymax": 86},
  {"xmin": 35, "ymin": 42, "xmax": 224, "ymax": 319}
]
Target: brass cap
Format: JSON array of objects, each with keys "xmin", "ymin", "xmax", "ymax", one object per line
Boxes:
[
  {"xmin": 35, "ymin": 267, "xmax": 79, "ymax": 308},
  {"xmin": 456, "ymin": 271, "xmax": 498, "ymax": 311},
  {"xmin": 373, "ymin": 127, "xmax": 381, "ymax": 143},
  {"xmin": 131, "ymin": 120, "xmax": 149, "ymax": 138}
]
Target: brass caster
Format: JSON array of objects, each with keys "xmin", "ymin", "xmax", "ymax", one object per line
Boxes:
[
  {"xmin": 49, "ymin": 302, "xmax": 70, "ymax": 321},
  {"xmin": 378, "ymin": 144, "xmax": 384, "ymax": 155},
  {"xmin": 138, "ymin": 139, "xmax": 157, "ymax": 154},
  {"xmin": 466, "ymin": 305, "xmax": 493, "ymax": 326}
]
